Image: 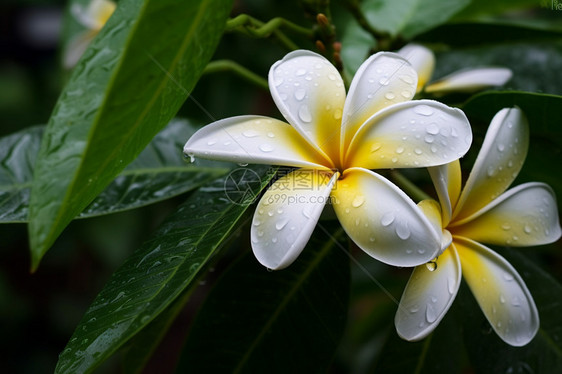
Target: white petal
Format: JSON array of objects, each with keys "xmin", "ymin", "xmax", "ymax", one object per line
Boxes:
[
  {"xmin": 428, "ymin": 161, "xmax": 462, "ymax": 226},
  {"xmin": 268, "ymin": 50, "xmax": 345, "ymax": 161},
  {"xmin": 426, "ymin": 67, "xmax": 512, "ymax": 94},
  {"xmin": 452, "ymin": 182, "xmax": 562, "ymax": 246},
  {"xmin": 345, "ymin": 100, "xmax": 472, "ymax": 169},
  {"xmin": 397, "ymin": 44, "xmax": 435, "ymax": 93},
  {"xmin": 455, "ymin": 237, "xmax": 539, "ymax": 346},
  {"xmin": 183, "ymin": 115, "xmax": 330, "ymax": 168},
  {"xmin": 395, "ymin": 247, "xmax": 461, "ymax": 341},
  {"xmin": 72, "ymin": 0, "xmax": 116, "ymax": 30},
  {"xmin": 331, "ymin": 168, "xmax": 441, "ymax": 267},
  {"xmin": 341, "ymin": 52, "xmax": 417, "ymax": 155},
  {"xmin": 453, "ymin": 107, "xmax": 529, "ymax": 221},
  {"xmin": 63, "ymin": 30, "xmax": 97, "ymax": 69},
  {"xmin": 251, "ymin": 169, "xmax": 338, "ymax": 269}
]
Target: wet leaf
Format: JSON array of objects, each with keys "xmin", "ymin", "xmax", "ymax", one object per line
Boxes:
[
  {"xmin": 28, "ymin": 0, "xmax": 233, "ymax": 270},
  {"xmin": 55, "ymin": 165, "xmax": 277, "ymax": 374},
  {"xmin": 0, "ymin": 119, "xmax": 227, "ymax": 223},
  {"xmin": 177, "ymin": 224, "xmax": 350, "ymax": 373}
]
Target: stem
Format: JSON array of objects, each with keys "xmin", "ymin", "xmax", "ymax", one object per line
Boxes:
[
  {"xmin": 203, "ymin": 60, "xmax": 269, "ymax": 91},
  {"xmin": 390, "ymin": 171, "xmax": 431, "ymax": 203},
  {"xmin": 226, "ymin": 14, "xmax": 314, "ymax": 50}
]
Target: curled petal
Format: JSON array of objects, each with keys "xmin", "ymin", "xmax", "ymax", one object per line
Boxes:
[
  {"xmin": 269, "ymin": 50, "xmax": 346, "ymax": 161},
  {"xmin": 425, "ymin": 67, "xmax": 512, "ymax": 94},
  {"xmin": 251, "ymin": 169, "xmax": 338, "ymax": 270},
  {"xmin": 454, "ymin": 107, "xmax": 529, "ymax": 221},
  {"xmin": 455, "ymin": 237, "xmax": 539, "ymax": 346},
  {"xmin": 183, "ymin": 115, "xmax": 329, "ymax": 168},
  {"xmin": 397, "ymin": 44, "xmax": 435, "ymax": 93},
  {"xmin": 341, "ymin": 52, "xmax": 418, "ymax": 156},
  {"xmin": 395, "ymin": 247, "xmax": 461, "ymax": 341},
  {"xmin": 346, "ymin": 100, "xmax": 472, "ymax": 169},
  {"xmin": 428, "ymin": 161, "xmax": 462, "ymax": 226},
  {"xmin": 63, "ymin": 30, "xmax": 97, "ymax": 69},
  {"xmin": 72, "ymin": 0, "xmax": 116, "ymax": 30},
  {"xmin": 452, "ymin": 182, "xmax": 562, "ymax": 246},
  {"xmin": 331, "ymin": 168, "xmax": 440, "ymax": 267}
]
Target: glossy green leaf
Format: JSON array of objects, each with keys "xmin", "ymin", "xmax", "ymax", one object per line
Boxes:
[
  {"xmin": 177, "ymin": 225, "xmax": 350, "ymax": 373},
  {"xmin": 28, "ymin": 0, "xmax": 233, "ymax": 270},
  {"xmin": 373, "ymin": 313, "xmax": 463, "ymax": 374},
  {"xmin": 361, "ymin": 0, "xmax": 470, "ymax": 39},
  {"xmin": 458, "ymin": 247, "xmax": 562, "ymax": 373},
  {"xmin": 451, "ymin": 0, "xmax": 544, "ymax": 21},
  {"xmin": 54, "ymin": 165, "xmax": 277, "ymax": 374},
  {"xmin": 417, "ymin": 22, "xmax": 562, "ymax": 47},
  {"xmin": 462, "ymin": 91, "xmax": 562, "ymax": 208},
  {"xmin": 0, "ymin": 119, "xmax": 227, "ymax": 223}
]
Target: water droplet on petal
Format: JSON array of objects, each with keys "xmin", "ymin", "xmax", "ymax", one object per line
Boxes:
[
  {"xmin": 424, "ymin": 135, "xmax": 434, "ymax": 143},
  {"xmin": 243, "ymin": 130, "xmax": 259, "ymax": 138},
  {"xmin": 295, "ymin": 88, "xmax": 306, "ymax": 101},
  {"xmin": 207, "ymin": 140, "xmax": 217, "ymax": 146},
  {"xmin": 259, "ymin": 144, "xmax": 274, "ymax": 152},
  {"xmin": 447, "ymin": 277, "xmax": 456, "ymax": 294},
  {"xmin": 500, "ymin": 294, "xmax": 506, "ymax": 304},
  {"xmin": 497, "ymin": 143, "xmax": 505, "ymax": 152},
  {"xmin": 501, "ymin": 223, "xmax": 512, "ymax": 231},
  {"xmin": 385, "ymin": 92, "xmax": 396, "ymax": 100},
  {"xmin": 352, "ymin": 195, "xmax": 365, "ymax": 208},
  {"xmin": 426, "ymin": 123, "xmax": 439, "ymax": 134},
  {"xmin": 410, "ymin": 306, "xmax": 419, "ymax": 313},
  {"xmin": 369, "ymin": 236, "xmax": 376, "ymax": 242},
  {"xmin": 370, "ymin": 143, "xmax": 382, "ymax": 153},
  {"xmin": 267, "ymin": 132, "xmax": 275, "ymax": 138},
  {"xmin": 426, "ymin": 303, "xmax": 437, "ymax": 323},
  {"xmin": 379, "ymin": 77, "xmax": 390, "ymax": 86},
  {"xmin": 328, "ymin": 73, "xmax": 336, "ymax": 80},
  {"xmin": 415, "ymin": 105, "xmax": 434, "ymax": 116},
  {"xmin": 296, "ymin": 68, "xmax": 306, "ymax": 76},
  {"xmin": 276, "ymin": 218, "xmax": 289, "ymax": 231},
  {"xmin": 512, "ymin": 297, "xmax": 521, "ymax": 307},
  {"xmin": 400, "ymin": 75, "xmax": 414, "ymax": 84},
  {"xmin": 186, "ymin": 153, "xmax": 195, "ymax": 163},
  {"xmin": 401, "ymin": 90, "xmax": 412, "ymax": 98},
  {"xmin": 414, "ymin": 148, "xmax": 423, "ymax": 155},
  {"xmin": 395, "ymin": 221, "xmax": 411, "ymax": 240},
  {"xmin": 426, "ymin": 261, "xmax": 437, "ymax": 272},
  {"xmin": 487, "ymin": 166, "xmax": 497, "ymax": 177},
  {"xmin": 395, "ymin": 146, "xmax": 404, "ymax": 154},
  {"xmin": 524, "ymin": 225, "xmax": 532, "ymax": 234},
  {"xmin": 381, "ymin": 212, "xmax": 395, "ymax": 227},
  {"xmin": 298, "ymin": 105, "xmax": 312, "ymax": 122}
]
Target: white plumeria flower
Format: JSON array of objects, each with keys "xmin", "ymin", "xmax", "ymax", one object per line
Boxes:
[
  {"xmin": 395, "ymin": 107, "xmax": 561, "ymax": 346},
  {"xmin": 63, "ymin": 0, "xmax": 116, "ymax": 69},
  {"xmin": 184, "ymin": 50, "xmax": 473, "ymax": 270},
  {"xmin": 398, "ymin": 43, "xmax": 513, "ymax": 95}
]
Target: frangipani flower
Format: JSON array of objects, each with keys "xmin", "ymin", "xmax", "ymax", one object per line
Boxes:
[
  {"xmin": 63, "ymin": 0, "xmax": 116, "ymax": 69},
  {"xmin": 395, "ymin": 107, "xmax": 561, "ymax": 346},
  {"xmin": 184, "ymin": 50, "xmax": 473, "ymax": 270},
  {"xmin": 398, "ymin": 44, "xmax": 513, "ymax": 95}
]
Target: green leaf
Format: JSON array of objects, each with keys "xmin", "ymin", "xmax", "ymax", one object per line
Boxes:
[
  {"xmin": 451, "ymin": 0, "xmax": 544, "ymax": 21},
  {"xmin": 361, "ymin": 0, "xmax": 470, "ymax": 39},
  {"xmin": 457, "ymin": 247, "xmax": 562, "ymax": 373},
  {"xmin": 54, "ymin": 165, "xmax": 276, "ymax": 374},
  {"xmin": 373, "ymin": 313, "xmax": 464, "ymax": 374},
  {"xmin": 416, "ymin": 22, "xmax": 562, "ymax": 47},
  {"xmin": 462, "ymin": 91, "xmax": 562, "ymax": 209},
  {"xmin": 0, "ymin": 119, "xmax": 227, "ymax": 223},
  {"xmin": 340, "ymin": 17, "xmax": 375, "ymax": 77},
  {"xmin": 28, "ymin": 0, "xmax": 233, "ymax": 270},
  {"xmin": 177, "ymin": 224, "xmax": 350, "ymax": 373}
]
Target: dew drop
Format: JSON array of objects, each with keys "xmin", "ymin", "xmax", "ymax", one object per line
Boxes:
[
  {"xmin": 295, "ymin": 88, "xmax": 306, "ymax": 101},
  {"xmin": 400, "ymin": 75, "xmax": 414, "ymax": 84},
  {"xmin": 501, "ymin": 223, "xmax": 512, "ymax": 231},
  {"xmin": 385, "ymin": 92, "xmax": 396, "ymax": 100},
  {"xmin": 267, "ymin": 211, "xmax": 274, "ymax": 217},
  {"xmin": 243, "ymin": 130, "xmax": 259, "ymax": 138},
  {"xmin": 395, "ymin": 146, "xmax": 405, "ymax": 154},
  {"xmin": 186, "ymin": 153, "xmax": 195, "ymax": 163},
  {"xmin": 503, "ymin": 272, "xmax": 514, "ymax": 281},
  {"xmin": 396, "ymin": 221, "xmax": 411, "ymax": 240},
  {"xmin": 500, "ymin": 294, "xmax": 506, "ymax": 304},
  {"xmin": 298, "ymin": 105, "xmax": 312, "ymax": 122},
  {"xmin": 415, "ymin": 105, "xmax": 434, "ymax": 116},
  {"xmin": 391, "ymin": 157, "xmax": 398, "ymax": 163},
  {"xmin": 274, "ymin": 76, "xmax": 283, "ymax": 86},
  {"xmin": 426, "ymin": 261, "xmax": 437, "ymax": 272},
  {"xmin": 379, "ymin": 77, "xmax": 390, "ymax": 86},
  {"xmin": 238, "ymin": 162, "xmax": 248, "ymax": 167},
  {"xmin": 352, "ymin": 195, "xmax": 366, "ymax": 208},
  {"xmin": 413, "ymin": 148, "xmax": 423, "ymax": 156},
  {"xmin": 381, "ymin": 212, "xmax": 395, "ymax": 227},
  {"xmin": 417, "ymin": 248, "xmax": 426, "ymax": 254},
  {"xmin": 259, "ymin": 144, "xmax": 274, "ymax": 152},
  {"xmin": 426, "ymin": 123, "xmax": 439, "ymax": 134},
  {"xmin": 207, "ymin": 140, "xmax": 217, "ymax": 146},
  {"xmin": 424, "ymin": 135, "xmax": 434, "ymax": 143},
  {"xmin": 267, "ymin": 132, "xmax": 275, "ymax": 138},
  {"xmin": 276, "ymin": 218, "xmax": 289, "ymax": 231},
  {"xmin": 369, "ymin": 236, "xmax": 376, "ymax": 242},
  {"xmin": 272, "ymin": 237, "xmax": 278, "ymax": 243},
  {"xmin": 430, "ymin": 145, "xmax": 438, "ymax": 153},
  {"xmin": 296, "ymin": 68, "xmax": 306, "ymax": 76},
  {"xmin": 401, "ymin": 90, "xmax": 412, "ymax": 98},
  {"xmin": 448, "ymin": 277, "xmax": 456, "ymax": 294},
  {"xmin": 333, "ymin": 109, "xmax": 342, "ymax": 120},
  {"xmin": 524, "ymin": 225, "xmax": 532, "ymax": 234},
  {"xmin": 370, "ymin": 143, "xmax": 382, "ymax": 153},
  {"xmin": 497, "ymin": 143, "xmax": 505, "ymax": 152},
  {"xmin": 512, "ymin": 297, "xmax": 521, "ymax": 307},
  {"xmin": 410, "ymin": 306, "xmax": 419, "ymax": 313},
  {"xmin": 328, "ymin": 73, "xmax": 336, "ymax": 80},
  {"xmin": 487, "ymin": 166, "xmax": 497, "ymax": 177},
  {"xmin": 426, "ymin": 303, "xmax": 437, "ymax": 323}
]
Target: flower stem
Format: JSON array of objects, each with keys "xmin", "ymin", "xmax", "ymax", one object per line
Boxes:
[
  {"xmin": 226, "ymin": 14, "xmax": 313, "ymax": 50},
  {"xmin": 203, "ymin": 60, "xmax": 269, "ymax": 91},
  {"xmin": 390, "ymin": 171, "xmax": 431, "ymax": 203}
]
